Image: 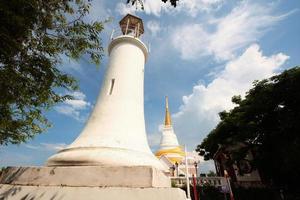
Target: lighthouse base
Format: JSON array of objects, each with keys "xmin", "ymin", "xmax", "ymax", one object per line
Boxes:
[
  {"xmin": 0, "ymin": 166, "xmax": 170, "ymax": 188},
  {"xmin": 46, "ymin": 146, "xmax": 166, "ymax": 171},
  {"xmin": 0, "ymin": 166, "xmax": 186, "ymax": 200},
  {"xmin": 0, "ymin": 184, "xmax": 187, "ymax": 200}
]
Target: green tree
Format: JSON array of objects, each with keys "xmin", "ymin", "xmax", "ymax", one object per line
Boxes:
[
  {"xmin": 197, "ymin": 67, "xmax": 300, "ymax": 190},
  {"xmin": 207, "ymin": 170, "xmax": 217, "ymax": 177},
  {"xmin": 0, "ymin": 0, "xmax": 105, "ymax": 145}
]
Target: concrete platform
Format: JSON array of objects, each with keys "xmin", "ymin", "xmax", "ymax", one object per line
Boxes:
[
  {"xmin": 0, "ymin": 166, "xmax": 187, "ymax": 199},
  {"xmin": 0, "ymin": 184, "xmax": 187, "ymax": 200},
  {"xmin": 0, "ymin": 166, "xmax": 170, "ymax": 188}
]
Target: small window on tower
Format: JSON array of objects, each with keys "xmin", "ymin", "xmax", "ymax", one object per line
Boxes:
[{"xmin": 109, "ymin": 79, "xmax": 115, "ymax": 95}]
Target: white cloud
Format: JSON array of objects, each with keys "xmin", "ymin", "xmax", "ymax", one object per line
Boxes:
[
  {"xmin": 172, "ymin": 24, "xmax": 210, "ymax": 59},
  {"xmin": 64, "ymin": 99, "xmax": 90, "ymax": 109},
  {"xmin": 143, "ymin": 0, "xmax": 167, "ymax": 16},
  {"xmin": 147, "ymin": 133, "xmax": 161, "ymax": 149},
  {"xmin": 173, "ymin": 44, "xmax": 289, "ymax": 148},
  {"xmin": 55, "ymin": 105, "xmax": 81, "ymax": 119},
  {"xmin": 40, "ymin": 143, "xmax": 67, "ymax": 151},
  {"xmin": 88, "ymin": 1, "xmax": 111, "ymax": 21},
  {"xmin": 24, "ymin": 144, "xmax": 40, "ymax": 150},
  {"xmin": 147, "ymin": 20, "xmax": 161, "ymax": 36},
  {"xmin": 115, "ymin": 0, "xmax": 166, "ymax": 17},
  {"xmin": 115, "ymin": 0, "xmax": 174, "ymax": 17},
  {"xmin": 55, "ymin": 91, "xmax": 91, "ymax": 122},
  {"xmin": 64, "ymin": 91, "xmax": 91, "ymax": 110},
  {"xmin": 172, "ymin": 1, "xmax": 288, "ymax": 61},
  {"xmin": 177, "ymin": 0, "xmax": 224, "ymax": 17},
  {"xmin": 115, "ymin": 2, "xmax": 137, "ymax": 16},
  {"xmin": 71, "ymin": 91, "xmax": 86, "ymax": 99},
  {"xmin": 25, "ymin": 143, "xmax": 67, "ymax": 151},
  {"xmin": 116, "ymin": 0, "xmax": 223, "ymax": 17}
]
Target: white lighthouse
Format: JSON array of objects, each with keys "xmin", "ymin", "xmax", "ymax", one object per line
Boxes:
[{"xmin": 47, "ymin": 14, "xmax": 164, "ymax": 170}]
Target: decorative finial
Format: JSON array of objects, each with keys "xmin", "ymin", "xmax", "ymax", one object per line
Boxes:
[{"xmin": 164, "ymin": 96, "xmax": 172, "ymax": 126}]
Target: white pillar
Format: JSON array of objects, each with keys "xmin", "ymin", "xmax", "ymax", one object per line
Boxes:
[{"xmin": 47, "ymin": 35, "xmax": 165, "ymax": 170}]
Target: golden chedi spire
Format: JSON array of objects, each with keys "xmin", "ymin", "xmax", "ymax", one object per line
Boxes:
[
  {"xmin": 156, "ymin": 96, "xmax": 184, "ymax": 164},
  {"xmin": 164, "ymin": 96, "xmax": 172, "ymax": 126}
]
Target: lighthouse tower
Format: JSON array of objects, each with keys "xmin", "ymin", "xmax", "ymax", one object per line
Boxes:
[
  {"xmin": 47, "ymin": 14, "xmax": 164, "ymax": 170},
  {"xmin": 155, "ymin": 97, "xmax": 184, "ymax": 164}
]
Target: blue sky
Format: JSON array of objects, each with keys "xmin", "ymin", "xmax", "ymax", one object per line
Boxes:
[{"xmin": 1, "ymin": 0, "xmax": 299, "ymax": 172}]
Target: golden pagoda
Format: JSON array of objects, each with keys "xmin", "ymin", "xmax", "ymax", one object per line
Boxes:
[{"xmin": 155, "ymin": 97, "xmax": 185, "ymax": 164}]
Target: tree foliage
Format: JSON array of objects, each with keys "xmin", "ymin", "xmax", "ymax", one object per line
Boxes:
[
  {"xmin": 197, "ymin": 67, "xmax": 300, "ymax": 188},
  {"xmin": 0, "ymin": 0, "xmax": 104, "ymax": 145},
  {"xmin": 207, "ymin": 170, "xmax": 217, "ymax": 177}
]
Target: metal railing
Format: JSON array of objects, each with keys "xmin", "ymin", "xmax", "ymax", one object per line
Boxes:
[
  {"xmin": 171, "ymin": 176, "xmax": 228, "ymax": 188},
  {"xmin": 109, "ymin": 28, "xmax": 150, "ymax": 53},
  {"xmin": 110, "ymin": 28, "xmax": 144, "ymax": 40}
]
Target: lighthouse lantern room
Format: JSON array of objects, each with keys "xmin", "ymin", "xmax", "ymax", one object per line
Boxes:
[{"xmin": 119, "ymin": 14, "xmax": 144, "ymax": 37}]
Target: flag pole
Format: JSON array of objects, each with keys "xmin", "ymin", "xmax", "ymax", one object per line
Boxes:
[
  {"xmin": 224, "ymin": 170, "xmax": 235, "ymax": 200},
  {"xmin": 192, "ymin": 174, "xmax": 199, "ymax": 200},
  {"xmin": 185, "ymin": 145, "xmax": 191, "ymax": 199}
]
